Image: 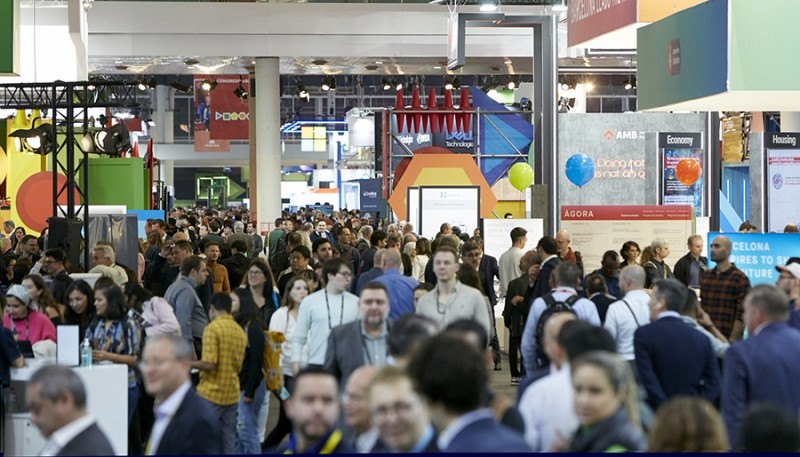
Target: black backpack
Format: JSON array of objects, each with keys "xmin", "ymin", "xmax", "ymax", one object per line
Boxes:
[{"xmin": 534, "ymin": 293, "xmax": 579, "ymax": 368}]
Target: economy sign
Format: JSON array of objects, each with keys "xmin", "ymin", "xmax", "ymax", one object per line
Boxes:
[{"xmin": 706, "ymin": 232, "xmax": 800, "ymax": 285}]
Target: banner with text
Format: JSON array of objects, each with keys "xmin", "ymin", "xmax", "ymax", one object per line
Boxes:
[
  {"xmin": 765, "ymin": 133, "xmax": 800, "ymax": 232},
  {"xmin": 659, "ymin": 132, "xmax": 704, "ymax": 216},
  {"xmin": 194, "ymin": 76, "xmax": 250, "ymax": 141},
  {"xmin": 561, "ymin": 205, "xmax": 694, "ymax": 271},
  {"xmin": 482, "ymin": 218, "xmax": 544, "ymax": 263},
  {"xmin": 419, "ymin": 186, "xmax": 480, "ymax": 240},
  {"xmin": 707, "ymin": 232, "xmax": 800, "ymax": 285}
]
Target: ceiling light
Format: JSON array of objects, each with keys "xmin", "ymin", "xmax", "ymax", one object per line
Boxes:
[
  {"xmin": 444, "ymin": 78, "xmax": 454, "ymax": 91},
  {"xmin": 504, "ymin": 59, "xmax": 512, "ymax": 65},
  {"xmin": 584, "ymin": 82, "xmax": 594, "ymax": 92},
  {"xmin": 382, "ymin": 78, "xmax": 391, "ymax": 91},
  {"xmin": 375, "ymin": 61, "xmax": 384, "ymax": 65},
  {"xmin": 321, "ymin": 76, "xmax": 337, "ymax": 91},
  {"xmin": 234, "ymin": 80, "xmax": 249, "ymax": 99},
  {"xmin": 10, "ymin": 118, "xmax": 52, "ymax": 155},
  {"xmin": 434, "ymin": 66, "xmax": 442, "ymax": 70},
  {"xmin": 184, "ymin": 58, "xmax": 200, "ymax": 67},
  {"xmin": 201, "ymin": 79, "xmax": 218, "ymax": 92},
  {"xmin": 452, "ymin": 77, "xmax": 461, "ymax": 90},
  {"xmin": 624, "ymin": 76, "xmax": 636, "ymax": 90},
  {"xmin": 429, "ymin": 0, "xmax": 445, "ymax": 3},
  {"xmin": 170, "ymin": 82, "xmax": 192, "ymax": 94},
  {"xmin": 93, "ymin": 122, "xmax": 132, "ymax": 157},
  {"xmin": 480, "ymin": 0, "xmax": 499, "ymax": 12},
  {"xmin": 137, "ymin": 77, "xmax": 156, "ymax": 91},
  {"xmin": 394, "ymin": 80, "xmax": 403, "ymax": 91},
  {"xmin": 296, "ymin": 82, "xmax": 309, "ymax": 100}
]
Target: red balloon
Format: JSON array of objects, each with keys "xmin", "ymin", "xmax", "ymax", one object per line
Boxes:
[{"xmin": 675, "ymin": 158, "xmax": 701, "ymax": 186}]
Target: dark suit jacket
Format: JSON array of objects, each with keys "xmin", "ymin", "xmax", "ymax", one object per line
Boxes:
[
  {"xmin": 722, "ymin": 322, "xmax": 800, "ymax": 448},
  {"xmin": 154, "ymin": 388, "xmax": 222, "ymax": 455},
  {"xmin": 673, "ymin": 252, "xmax": 708, "ymax": 286},
  {"xmin": 222, "ymin": 253, "xmax": 250, "ymax": 289},
  {"xmin": 479, "ymin": 254, "xmax": 500, "ymax": 307},
  {"xmin": 445, "ymin": 416, "xmax": 531, "ymax": 452},
  {"xmin": 324, "ymin": 320, "xmax": 391, "ymax": 387},
  {"xmin": 634, "ymin": 316, "xmax": 720, "ymax": 410},
  {"xmin": 503, "ymin": 274, "xmax": 533, "ymax": 338},
  {"xmin": 532, "ymin": 257, "xmax": 561, "ymax": 301},
  {"xmin": 56, "ymin": 422, "xmax": 114, "ymax": 456}
]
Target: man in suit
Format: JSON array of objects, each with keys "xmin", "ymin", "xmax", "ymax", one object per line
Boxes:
[
  {"xmin": 141, "ymin": 334, "xmax": 221, "ymax": 455},
  {"xmin": 503, "ymin": 250, "xmax": 537, "ymax": 384},
  {"xmin": 634, "ymin": 278, "xmax": 720, "ymax": 411},
  {"xmin": 721, "ymin": 284, "xmax": 800, "ymax": 448},
  {"xmin": 221, "ymin": 240, "xmax": 250, "ymax": 289},
  {"xmin": 324, "ymin": 281, "xmax": 391, "ymax": 387},
  {"xmin": 368, "ymin": 366, "xmax": 439, "ymax": 453},
  {"xmin": 460, "ymin": 240, "xmax": 502, "ymax": 369},
  {"xmin": 407, "ymin": 333, "xmax": 532, "ymax": 452},
  {"xmin": 26, "ymin": 365, "xmax": 114, "ymax": 456},
  {"xmin": 673, "ymin": 234, "xmax": 708, "ymax": 288},
  {"xmin": 309, "ymin": 220, "xmax": 333, "ymax": 244},
  {"xmin": 532, "ymin": 236, "xmax": 561, "ymax": 300}
]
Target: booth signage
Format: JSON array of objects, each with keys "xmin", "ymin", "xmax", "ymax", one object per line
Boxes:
[
  {"xmin": 707, "ymin": 232, "xmax": 800, "ymax": 285},
  {"xmin": 567, "ymin": 0, "xmax": 637, "ymax": 47},
  {"xmin": 765, "ymin": 133, "xmax": 800, "ymax": 149},
  {"xmin": 659, "ymin": 132, "xmax": 704, "ymax": 216},
  {"xmin": 765, "ymin": 135, "xmax": 800, "ymax": 231}
]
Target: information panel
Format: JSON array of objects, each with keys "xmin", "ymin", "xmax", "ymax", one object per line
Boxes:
[
  {"xmin": 659, "ymin": 132, "xmax": 704, "ymax": 216},
  {"xmin": 560, "ymin": 205, "xmax": 694, "ymax": 272},
  {"xmin": 482, "ymin": 218, "xmax": 545, "ymax": 262},
  {"xmin": 419, "ymin": 186, "xmax": 480, "ymax": 240},
  {"xmin": 707, "ymin": 232, "xmax": 800, "ymax": 285},
  {"xmin": 765, "ymin": 133, "xmax": 800, "ymax": 232}
]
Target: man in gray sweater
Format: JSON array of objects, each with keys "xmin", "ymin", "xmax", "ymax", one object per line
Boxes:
[{"xmin": 165, "ymin": 255, "xmax": 210, "ymax": 358}]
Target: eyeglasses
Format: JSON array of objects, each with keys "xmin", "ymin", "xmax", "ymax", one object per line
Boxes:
[
  {"xmin": 371, "ymin": 401, "xmax": 414, "ymax": 419},
  {"xmin": 336, "ymin": 271, "xmax": 352, "ymax": 278},
  {"xmin": 248, "ymin": 270, "xmax": 265, "ymax": 276},
  {"xmin": 462, "ymin": 252, "xmax": 482, "ymax": 259}
]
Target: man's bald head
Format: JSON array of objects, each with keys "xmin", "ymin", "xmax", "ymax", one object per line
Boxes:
[
  {"xmin": 620, "ymin": 265, "xmax": 646, "ymax": 293},
  {"xmin": 343, "ymin": 365, "xmax": 378, "ymax": 433},
  {"xmin": 542, "ymin": 312, "xmax": 576, "ymax": 367},
  {"xmin": 382, "ymin": 249, "xmax": 403, "ymax": 271},
  {"xmin": 172, "ymin": 231, "xmax": 189, "ymax": 242}
]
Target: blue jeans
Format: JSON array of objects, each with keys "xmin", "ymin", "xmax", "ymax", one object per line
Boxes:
[{"xmin": 234, "ymin": 383, "xmax": 267, "ymax": 454}]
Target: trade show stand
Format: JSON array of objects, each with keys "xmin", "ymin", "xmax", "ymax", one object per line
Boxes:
[{"xmin": 4, "ymin": 361, "xmax": 128, "ymax": 456}]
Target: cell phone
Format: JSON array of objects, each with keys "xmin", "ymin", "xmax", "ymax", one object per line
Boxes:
[{"xmin": 279, "ymin": 387, "xmax": 290, "ymax": 401}]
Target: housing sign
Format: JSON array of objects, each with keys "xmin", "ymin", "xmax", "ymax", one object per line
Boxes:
[
  {"xmin": 765, "ymin": 133, "xmax": 800, "ymax": 232},
  {"xmin": 659, "ymin": 132, "xmax": 704, "ymax": 216}
]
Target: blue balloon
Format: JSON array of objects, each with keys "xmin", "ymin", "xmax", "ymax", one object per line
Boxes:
[{"xmin": 565, "ymin": 153, "xmax": 595, "ymax": 188}]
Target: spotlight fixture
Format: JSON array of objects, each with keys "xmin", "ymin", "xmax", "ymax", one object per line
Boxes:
[
  {"xmin": 394, "ymin": 80, "xmax": 403, "ymax": 91},
  {"xmin": 444, "ymin": 78, "xmax": 454, "ymax": 91},
  {"xmin": 93, "ymin": 122, "xmax": 132, "ymax": 157},
  {"xmin": 480, "ymin": 0, "xmax": 499, "ymax": 12},
  {"xmin": 170, "ymin": 81, "xmax": 193, "ymax": 94},
  {"xmin": 584, "ymin": 81, "xmax": 594, "ymax": 92},
  {"xmin": 201, "ymin": 78, "xmax": 219, "ymax": 92},
  {"xmin": 321, "ymin": 76, "xmax": 337, "ymax": 91},
  {"xmin": 137, "ymin": 77, "xmax": 156, "ymax": 91},
  {"xmin": 233, "ymin": 80, "xmax": 249, "ymax": 99},
  {"xmin": 507, "ymin": 77, "xmax": 520, "ymax": 90},
  {"xmin": 296, "ymin": 83, "xmax": 310, "ymax": 100},
  {"xmin": 624, "ymin": 77, "xmax": 636, "ymax": 90},
  {"xmin": 10, "ymin": 118, "xmax": 53, "ymax": 155},
  {"xmin": 381, "ymin": 78, "xmax": 392, "ymax": 91},
  {"xmin": 452, "ymin": 77, "xmax": 461, "ymax": 90}
]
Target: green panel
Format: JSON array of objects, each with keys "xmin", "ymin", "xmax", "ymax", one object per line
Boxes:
[
  {"xmin": 87, "ymin": 158, "xmax": 148, "ymax": 210},
  {"xmin": 0, "ymin": 0, "xmax": 20, "ymax": 75},
  {"xmin": 729, "ymin": 0, "xmax": 800, "ymax": 90},
  {"xmin": 637, "ymin": 0, "xmax": 729, "ymax": 110}
]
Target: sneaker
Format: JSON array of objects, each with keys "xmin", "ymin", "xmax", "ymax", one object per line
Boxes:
[
  {"xmin": 494, "ymin": 361, "xmax": 502, "ymax": 371},
  {"xmin": 510, "ymin": 377, "xmax": 521, "ymax": 386}
]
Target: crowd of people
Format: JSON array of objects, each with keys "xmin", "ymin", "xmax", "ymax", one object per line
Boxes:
[{"xmin": 1, "ymin": 208, "xmax": 799, "ymax": 454}]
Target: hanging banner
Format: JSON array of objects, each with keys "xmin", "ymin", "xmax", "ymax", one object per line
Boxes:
[
  {"xmin": 659, "ymin": 132, "xmax": 704, "ymax": 216},
  {"xmin": 707, "ymin": 232, "xmax": 800, "ymax": 285},
  {"xmin": 193, "ymin": 75, "xmax": 250, "ymax": 141},
  {"xmin": 765, "ymin": 133, "xmax": 800, "ymax": 232},
  {"xmin": 358, "ymin": 178, "xmax": 382, "ymax": 214}
]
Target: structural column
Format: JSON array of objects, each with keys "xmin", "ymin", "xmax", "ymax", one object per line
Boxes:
[
  {"xmin": 780, "ymin": 112, "xmax": 800, "ymax": 132},
  {"xmin": 254, "ymin": 58, "xmax": 282, "ymax": 228}
]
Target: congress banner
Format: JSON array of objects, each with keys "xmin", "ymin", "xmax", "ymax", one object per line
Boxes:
[
  {"xmin": 706, "ymin": 232, "xmax": 800, "ymax": 285},
  {"xmin": 194, "ymin": 76, "xmax": 250, "ymax": 141}
]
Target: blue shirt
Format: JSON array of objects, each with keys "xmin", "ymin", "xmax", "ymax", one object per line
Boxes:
[
  {"xmin": 374, "ymin": 270, "xmax": 419, "ymax": 320},
  {"xmin": 354, "ymin": 267, "xmax": 383, "ymax": 295}
]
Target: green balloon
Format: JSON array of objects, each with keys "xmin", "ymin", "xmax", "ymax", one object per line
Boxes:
[{"xmin": 508, "ymin": 162, "xmax": 534, "ymax": 191}]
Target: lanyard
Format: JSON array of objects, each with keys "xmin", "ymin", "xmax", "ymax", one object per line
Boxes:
[
  {"xmin": 324, "ymin": 291, "xmax": 344, "ymax": 330},
  {"xmin": 12, "ymin": 316, "xmax": 30, "ymax": 341}
]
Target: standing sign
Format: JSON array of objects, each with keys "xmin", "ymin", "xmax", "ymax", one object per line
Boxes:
[
  {"xmin": 659, "ymin": 132, "xmax": 704, "ymax": 216},
  {"xmin": 482, "ymin": 218, "xmax": 544, "ymax": 262},
  {"xmin": 765, "ymin": 133, "xmax": 800, "ymax": 232},
  {"xmin": 419, "ymin": 186, "xmax": 480, "ymax": 240},
  {"xmin": 707, "ymin": 232, "xmax": 800, "ymax": 285}
]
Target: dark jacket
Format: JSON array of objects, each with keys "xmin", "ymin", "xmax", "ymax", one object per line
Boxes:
[
  {"xmin": 154, "ymin": 388, "xmax": 222, "ymax": 455},
  {"xmin": 56, "ymin": 422, "xmax": 114, "ymax": 456},
  {"xmin": 222, "ymin": 253, "xmax": 250, "ymax": 289},
  {"xmin": 503, "ymin": 274, "xmax": 533, "ymax": 338},
  {"xmin": 634, "ymin": 316, "xmax": 721, "ymax": 410},
  {"xmin": 673, "ymin": 252, "xmax": 708, "ymax": 287},
  {"xmin": 478, "ymin": 254, "xmax": 500, "ymax": 307},
  {"xmin": 324, "ymin": 320, "xmax": 391, "ymax": 388},
  {"xmin": 532, "ymin": 257, "xmax": 561, "ymax": 300},
  {"xmin": 568, "ymin": 408, "xmax": 646, "ymax": 452},
  {"xmin": 239, "ymin": 320, "xmax": 265, "ymax": 398},
  {"xmin": 443, "ymin": 415, "xmax": 531, "ymax": 453},
  {"xmin": 644, "ymin": 260, "xmax": 674, "ymax": 289}
]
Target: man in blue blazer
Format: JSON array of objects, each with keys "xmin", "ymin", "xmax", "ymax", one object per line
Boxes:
[
  {"xmin": 407, "ymin": 333, "xmax": 532, "ymax": 453},
  {"xmin": 141, "ymin": 334, "xmax": 221, "ymax": 455},
  {"xmin": 634, "ymin": 279, "xmax": 720, "ymax": 410},
  {"xmin": 722, "ymin": 285, "xmax": 800, "ymax": 449},
  {"xmin": 533, "ymin": 236, "xmax": 562, "ymax": 300}
]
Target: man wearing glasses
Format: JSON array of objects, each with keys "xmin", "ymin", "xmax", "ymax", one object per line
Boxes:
[{"xmin": 291, "ymin": 258, "xmax": 359, "ymax": 375}]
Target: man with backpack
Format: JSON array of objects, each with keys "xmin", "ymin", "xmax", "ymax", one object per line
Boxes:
[{"xmin": 520, "ymin": 262, "xmax": 600, "ymax": 374}]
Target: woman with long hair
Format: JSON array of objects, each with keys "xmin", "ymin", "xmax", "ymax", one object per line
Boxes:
[
  {"xmin": 414, "ymin": 238, "xmax": 432, "ymax": 282},
  {"xmin": 568, "ymin": 351, "xmax": 647, "ymax": 452},
  {"xmin": 241, "ymin": 258, "xmax": 280, "ymax": 328},
  {"xmin": 86, "ymin": 284, "xmax": 144, "ymax": 426},
  {"xmin": 0, "ymin": 256, "xmax": 15, "ymax": 292},
  {"xmin": 456, "ymin": 263, "xmax": 495, "ymax": 344},
  {"xmin": 296, "ymin": 269, "xmax": 319, "ymax": 294},
  {"xmin": 620, "ymin": 241, "xmax": 641, "ymax": 268},
  {"xmin": 63, "ymin": 280, "xmax": 97, "ymax": 336},
  {"xmin": 22, "ymin": 274, "xmax": 62, "ymax": 325},
  {"xmin": 232, "ymin": 288, "xmax": 267, "ymax": 454},
  {"xmin": 647, "ymin": 396, "xmax": 728, "ymax": 452},
  {"xmin": 10, "ymin": 227, "xmax": 25, "ymax": 251},
  {"xmin": 263, "ymin": 276, "xmax": 310, "ymax": 448}
]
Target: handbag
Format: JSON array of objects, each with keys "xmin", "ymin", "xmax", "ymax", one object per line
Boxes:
[{"xmin": 262, "ymin": 330, "xmax": 286, "ymax": 392}]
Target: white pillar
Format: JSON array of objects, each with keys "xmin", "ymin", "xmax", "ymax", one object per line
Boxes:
[
  {"xmin": 67, "ymin": 0, "xmax": 88, "ymax": 80},
  {"xmin": 160, "ymin": 160, "xmax": 174, "ymax": 188},
  {"xmin": 154, "ymin": 85, "xmax": 169, "ymax": 144},
  {"xmin": 780, "ymin": 112, "xmax": 800, "ymax": 132},
  {"xmin": 254, "ymin": 58, "xmax": 282, "ymax": 226}
]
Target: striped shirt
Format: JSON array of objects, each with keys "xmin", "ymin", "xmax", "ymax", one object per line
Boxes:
[{"xmin": 700, "ymin": 264, "xmax": 750, "ymax": 340}]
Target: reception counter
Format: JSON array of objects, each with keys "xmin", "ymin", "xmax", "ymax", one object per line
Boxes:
[{"xmin": 4, "ymin": 361, "xmax": 128, "ymax": 456}]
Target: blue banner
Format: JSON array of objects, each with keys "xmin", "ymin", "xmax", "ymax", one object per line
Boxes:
[
  {"xmin": 707, "ymin": 232, "xmax": 800, "ymax": 285},
  {"xmin": 358, "ymin": 178, "xmax": 382, "ymax": 214}
]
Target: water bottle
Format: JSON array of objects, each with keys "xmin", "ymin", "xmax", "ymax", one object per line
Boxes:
[{"xmin": 80, "ymin": 338, "xmax": 92, "ymax": 368}]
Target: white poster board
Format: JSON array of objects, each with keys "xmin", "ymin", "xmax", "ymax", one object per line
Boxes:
[
  {"xmin": 560, "ymin": 205, "xmax": 694, "ymax": 272},
  {"xmin": 766, "ymin": 149, "xmax": 800, "ymax": 232},
  {"xmin": 407, "ymin": 187, "xmax": 420, "ymax": 232},
  {"xmin": 419, "ymin": 186, "xmax": 480, "ymax": 239},
  {"xmin": 482, "ymin": 218, "xmax": 545, "ymax": 261}
]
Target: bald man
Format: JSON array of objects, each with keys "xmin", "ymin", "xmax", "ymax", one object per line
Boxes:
[
  {"xmin": 701, "ymin": 236, "xmax": 751, "ymax": 341},
  {"xmin": 375, "ymin": 249, "xmax": 419, "ymax": 319},
  {"xmin": 342, "ymin": 366, "xmax": 379, "ymax": 453}
]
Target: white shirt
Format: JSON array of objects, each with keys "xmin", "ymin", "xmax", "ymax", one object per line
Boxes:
[
  {"xmin": 603, "ymin": 289, "xmax": 651, "ymax": 360},
  {"xmin": 355, "ymin": 427, "xmax": 380, "ymax": 453},
  {"xmin": 290, "ymin": 288, "xmax": 359, "ymax": 365},
  {"xmin": 39, "ymin": 415, "xmax": 97, "ymax": 456},
  {"xmin": 437, "ymin": 408, "xmax": 494, "ymax": 451},
  {"xmin": 147, "ymin": 381, "xmax": 192, "ymax": 455},
  {"xmin": 498, "ymin": 246, "xmax": 525, "ymax": 296},
  {"xmin": 270, "ymin": 306, "xmax": 307, "ymax": 372},
  {"xmin": 519, "ymin": 363, "xmax": 577, "ymax": 452}
]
